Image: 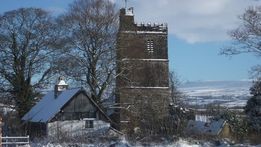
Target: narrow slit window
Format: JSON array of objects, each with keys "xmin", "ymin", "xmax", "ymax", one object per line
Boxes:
[{"xmin": 146, "ymin": 39, "xmax": 154, "ymax": 53}]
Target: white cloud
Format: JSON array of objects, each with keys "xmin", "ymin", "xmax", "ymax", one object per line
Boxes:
[{"xmin": 129, "ymin": 0, "xmax": 261, "ymax": 43}]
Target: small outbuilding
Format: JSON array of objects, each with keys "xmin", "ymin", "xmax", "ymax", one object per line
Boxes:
[
  {"xmin": 185, "ymin": 119, "xmax": 231, "ymax": 139},
  {"xmin": 22, "ymin": 77, "xmax": 113, "ymax": 138}
]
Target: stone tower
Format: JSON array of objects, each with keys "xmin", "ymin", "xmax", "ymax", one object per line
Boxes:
[{"xmin": 115, "ymin": 8, "xmax": 170, "ymax": 131}]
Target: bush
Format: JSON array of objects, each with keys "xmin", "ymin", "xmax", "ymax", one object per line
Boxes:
[{"xmin": 214, "ymin": 109, "xmax": 248, "ymax": 138}]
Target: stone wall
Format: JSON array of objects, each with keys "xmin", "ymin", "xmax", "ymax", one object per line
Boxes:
[{"xmin": 117, "ymin": 32, "xmax": 168, "ymax": 59}]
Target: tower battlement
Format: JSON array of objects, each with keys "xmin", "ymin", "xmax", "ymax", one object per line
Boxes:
[
  {"xmin": 136, "ymin": 23, "xmax": 167, "ymax": 32},
  {"xmin": 119, "ymin": 8, "xmax": 167, "ymax": 32}
]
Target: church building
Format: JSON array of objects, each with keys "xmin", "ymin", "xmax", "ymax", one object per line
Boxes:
[{"xmin": 115, "ymin": 7, "xmax": 170, "ymax": 131}]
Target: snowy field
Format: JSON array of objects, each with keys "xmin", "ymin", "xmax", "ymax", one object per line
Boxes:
[{"xmin": 180, "ymin": 81, "xmax": 252, "ymax": 108}]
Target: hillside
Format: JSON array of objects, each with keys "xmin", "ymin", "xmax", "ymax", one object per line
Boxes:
[{"xmin": 180, "ymin": 81, "xmax": 252, "ymax": 108}]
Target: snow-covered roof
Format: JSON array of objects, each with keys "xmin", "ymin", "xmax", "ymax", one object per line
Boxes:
[
  {"xmin": 22, "ymin": 88, "xmax": 81, "ymax": 123},
  {"xmin": 186, "ymin": 119, "xmax": 227, "ymax": 136}
]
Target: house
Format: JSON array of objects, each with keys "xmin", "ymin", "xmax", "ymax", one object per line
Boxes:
[
  {"xmin": 22, "ymin": 77, "xmax": 113, "ymax": 138},
  {"xmin": 185, "ymin": 119, "xmax": 231, "ymax": 139}
]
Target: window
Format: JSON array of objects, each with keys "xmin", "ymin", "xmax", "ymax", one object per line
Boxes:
[
  {"xmin": 85, "ymin": 120, "xmax": 94, "ymax": 128},
  {"xmin": 146, "ymin": 39, "xmax": 154, "ymax": 53}
]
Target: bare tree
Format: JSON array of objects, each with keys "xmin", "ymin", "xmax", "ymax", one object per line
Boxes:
[
  {"xmin": 221, "ymin": 6, "xmax": 261, "ymax": 56},
  {"xmin": 220, "ymin": 6, "xmax": 261, "ymax": 78},
  {"xmin": 169, "ymin": 71, "xmax": 183, "ymax": 105},
  {"xmin": 57, "ymin": 0, "xmax": 118, "ymax": 104},
  {"xmin": 0, "ymin": 8, "xmax": 59, "ymax": 118}
]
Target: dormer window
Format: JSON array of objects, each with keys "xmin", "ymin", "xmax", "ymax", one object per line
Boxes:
[{"xmin": 146, "ymin": 39, "xmax": 154, "ymax": 54}]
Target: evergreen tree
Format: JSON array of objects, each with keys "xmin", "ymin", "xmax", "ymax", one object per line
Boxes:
[{"xmin": 245, "ymin": 80, "xmax": 261, "ymax": 133}]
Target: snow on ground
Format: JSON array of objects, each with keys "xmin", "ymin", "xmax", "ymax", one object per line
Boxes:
[
  {"xmin": 180, "ymin": 81, "xmax": 251, "ymax": 97},
  {"xmin": 180, "ymin": 81, "xmax": 252, "ymax": 108},
  {"xmin": 30, "ymin": 138, "xmax": 261, "ymax": 147}
]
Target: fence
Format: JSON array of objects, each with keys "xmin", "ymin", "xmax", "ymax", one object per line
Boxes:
[{"xmin": 1, "ymin": 136, "xmax": 30, "ymax": 146}]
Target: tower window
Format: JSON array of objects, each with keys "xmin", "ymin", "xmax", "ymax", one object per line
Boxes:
[{"xmin": 146, "ymin": 39, "xmax": 154, "ymax": 53}]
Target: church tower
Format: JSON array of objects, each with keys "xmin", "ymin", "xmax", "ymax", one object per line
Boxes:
[{"xmin": 115, "ymin": 7, "xmax": 170, "ymax": 131}]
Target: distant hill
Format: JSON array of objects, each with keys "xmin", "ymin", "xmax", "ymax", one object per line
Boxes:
[{"xmin": 179, "ymin": 81, "xmax": 252, "ymax": 108}]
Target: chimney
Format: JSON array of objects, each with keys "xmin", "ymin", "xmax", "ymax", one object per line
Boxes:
[{"xmin": 54, "ymin": 76, "xmax": 69, "ymax": 98}]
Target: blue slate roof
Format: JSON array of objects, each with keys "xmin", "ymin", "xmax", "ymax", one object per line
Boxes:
[
  {"xmin": 22, "ymin": 88, "xmax": 81, "ymax": 123},
  {"xmin": 186, "ymin": 119, "xmax": 227, "ymax": 136}
]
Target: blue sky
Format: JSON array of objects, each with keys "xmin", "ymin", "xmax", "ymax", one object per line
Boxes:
[{"xmin": 0, "ymin": 0, "xmax": 260, "ymax": 81}]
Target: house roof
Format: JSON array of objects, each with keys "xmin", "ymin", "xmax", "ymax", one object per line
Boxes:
[
  {"xmin": 186, "ymin": 119, "xmax": 227, "ymax": 136},
  {"xmin": 22, "ymin": 88, "xmax": 82, "ymax": 123}
]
